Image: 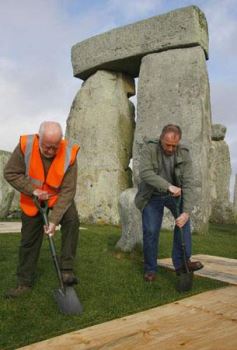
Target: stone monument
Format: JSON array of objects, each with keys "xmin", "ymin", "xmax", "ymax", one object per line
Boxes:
[
  {"xmin": 209, "ymin": 124, "xmax": 234, "ymax": 224},
  {"xmin": 66, "ymin": 70, "xmax": 135, "ymax": 224},
  {"xmin": 0, "ymin": 150, "xmax": 15, "ymax": 218},
  {"xmin": 66, "ymin": 5, "xmax": 234, "ymax": 252}
]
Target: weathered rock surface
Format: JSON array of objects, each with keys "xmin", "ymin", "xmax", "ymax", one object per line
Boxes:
[
  {"xmin": 66, "ymin": 70, "xmax": 135, "ymax": 224},
  {"xmin": 133, "ymin": 47, "xmax": 212, "ymax": 233},
  {"xmin": 116, "ymin": 188, "xmax": 176, "ymax": 251},
  {"xmin": 234, "ymin": 175, "xmax": 237, "ymax": 220},
  {"xmin": 209, "ymin": 140, "xmax": 235, "ymax": 224},
  {"xmin": 211, "ymin": 124, "xmax": 226, "ymax": 141},
  {"xmin": 72, "ymin": 6, "xmax": 208, "ymax": 80},
  {"xmin": 0, "ymin": 150, "xmax": 15, "ymax": 218},
  {"xmin": 116, "ymin": 188, "xmax": 142, "ymax": 251},
  {"xmin": 8, "ymin": 191, "xmax": 20, "ymax": 218}
]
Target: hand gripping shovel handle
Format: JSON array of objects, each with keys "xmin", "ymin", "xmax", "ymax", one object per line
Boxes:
[{"xmin": 33, "ymin": 197, "xmax": 65, "ymax": 292}]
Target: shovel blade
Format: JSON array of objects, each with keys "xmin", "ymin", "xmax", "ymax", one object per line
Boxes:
[
  {"xmin": 176, "ymin": 271, "xmax": 193, "ymax": 293},
  {"xmin": 54, "ymin": 287, "xmax": 83, "ymax": 315}
]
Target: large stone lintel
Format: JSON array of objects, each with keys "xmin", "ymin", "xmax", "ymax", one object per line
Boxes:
[{"xmin": 72, "ymin": 6, "xmax": 208, "ymax": 80}]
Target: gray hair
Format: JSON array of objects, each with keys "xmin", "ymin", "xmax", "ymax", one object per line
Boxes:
[
  {"xmin": 38, "ymin": 121, "xmax": 63, "ymax": 139},
  {"xmin": 160, "ymin": 124, "xmax": 182, "ymax": 139}
]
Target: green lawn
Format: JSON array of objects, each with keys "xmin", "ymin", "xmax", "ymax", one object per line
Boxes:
[{"xmin": 0, "ymin": 223, "xmax": 236, "ymax": 350}]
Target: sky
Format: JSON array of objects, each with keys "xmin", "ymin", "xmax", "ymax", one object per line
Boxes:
[{"xmin": 0, "ymin": 0, "xmax": 236, "ymax": 197}]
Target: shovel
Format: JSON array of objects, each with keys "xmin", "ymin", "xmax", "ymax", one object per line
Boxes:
[
  {"xmin": 34, "ymin": 197, "xmax": 83, "ymax": 315},
  {"xmin": 173, "ymin": 196, "xmax": 193, "ymax": 293},
  {"xmin": 175, "ymin": 226, "xmax": 193, "ymax": 292}
]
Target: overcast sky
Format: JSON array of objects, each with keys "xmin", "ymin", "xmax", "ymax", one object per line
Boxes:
[{"xmin": 0, "ymin": 0, "xmax": 236, "ymax": 196}]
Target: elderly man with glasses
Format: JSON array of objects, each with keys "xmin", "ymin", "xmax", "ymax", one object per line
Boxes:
[{"xmin": 4, "ymin": 121, "xmax": 80, "ymax": 297}]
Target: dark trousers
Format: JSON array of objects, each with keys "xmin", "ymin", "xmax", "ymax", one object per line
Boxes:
[
  {"xmin": 142, "ymin": 195, "xmax": 191, "ymax": 273},
  {"xmin": 17, "ymin": 201, "xmax": 80, "ymax": 286}
]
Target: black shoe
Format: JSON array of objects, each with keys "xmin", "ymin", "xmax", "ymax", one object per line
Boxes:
[
  {"xmin": 61, "ymin": 270, "xmax": 78, "ymax": 286},
  {"xmin": 176, "ymin": 260, "xmax": 204, "ymax": 275},
  {"xmin": 144, "ymin": 272, "xmax": 156, "ymax": 282},
  {"xmin": 187, "ymin": 260, "xmax": 204, "ymax": 271},
  {"xmin": 5, "ymin": 285, "xmax": 32, "ymax": 298}
]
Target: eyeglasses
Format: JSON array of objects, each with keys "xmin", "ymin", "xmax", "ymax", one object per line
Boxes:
[{"xmin": 40, "ymin": 143, "xmax": 60, "ymax": 152}]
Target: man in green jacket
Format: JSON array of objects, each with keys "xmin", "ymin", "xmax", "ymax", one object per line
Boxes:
[{"xmin": 135, "ymin": 124, "xmax": 203, "ymax": 282}]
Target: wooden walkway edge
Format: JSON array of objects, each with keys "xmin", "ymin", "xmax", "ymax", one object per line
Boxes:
[
  {"xmin": 0, "ymin": 222, "xmax": 88, "ymax": 234},
  {"xmin": 158, "ymin": 254, "xmax": 237, "ymax": 285},
  {"xmin": 18, "ymin": 286, "xmax": 237, "ymax": 350}
]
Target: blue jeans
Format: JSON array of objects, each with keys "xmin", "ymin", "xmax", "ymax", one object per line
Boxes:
[{"xmin": 142, "ymin": 195, "xmax": 191, "ymax": 273}]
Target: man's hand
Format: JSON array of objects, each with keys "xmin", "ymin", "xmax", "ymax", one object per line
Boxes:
[
  {"xmin": 175, "ymin": 212, "xmax": 189, "ymax": 228},
  {"xmin": 168, "ymin": 185, "xmax": 181, "ymax": 197},
  {"xmin": 33, "ymin": 189, "xmax": 50, "ymax": 200},
  {"xmin": 44, "ymin": 223, "xmax": 56, "ymax": 236}
]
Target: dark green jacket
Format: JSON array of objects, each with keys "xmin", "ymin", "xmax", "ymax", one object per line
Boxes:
[{"xmin": 134, "ymin": 138, "xmax": 194, "ymax": 214}]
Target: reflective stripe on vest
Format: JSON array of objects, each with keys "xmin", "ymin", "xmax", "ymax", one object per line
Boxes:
[
  {"xmin": 20, "ymin": 134, "xmax": 79, "ymax": 216},
  {"xmin": 22, "ymin": 135, "xmax": 44, "ymax": 187},
  {"xmin": 24, "ymin": 134, "xmax": 34, "ymax": 176}
]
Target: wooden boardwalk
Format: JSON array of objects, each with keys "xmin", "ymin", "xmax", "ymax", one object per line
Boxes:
[
  {"xmin": 0, "ymin": 221, "xmax": 22, "ymax": 233},
  {"xmin": 158, "ymin": 254, "xmax": 237, "ymax": 285},
  {"xmin": 16, "ymin": 255, "xmax": 237, "ymax": 349},
  {"xmin": 18, "ymin": 285, "xmax": 237, "ymax": 350},
  {"xmin": 0, "ymin": 222, "xmax": 88, "ymax": 234}
]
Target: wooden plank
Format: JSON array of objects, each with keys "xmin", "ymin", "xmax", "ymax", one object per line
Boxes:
[
  {"xmin": 158, "ymin": 254, "xmax": 237, "ymax": 285},
  {"xmin": 18, "ymin": 286, "xmax": 237, "ymax": 350},
  {"xmin": 0, "ymin": 222, "xmax": 22, "ymax": 233},
  {"xmin": 0, "ymin": 222, "xmax": 88, "ymax": 234}
]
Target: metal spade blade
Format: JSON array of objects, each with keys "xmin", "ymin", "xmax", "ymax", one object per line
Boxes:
[
  {"xmin": 54, "ymin": 286, "xmax": 83, "ymax": 315},
  {"xmin": 176, "ymin": 271, "xmax": 193, "ymax": 293}
]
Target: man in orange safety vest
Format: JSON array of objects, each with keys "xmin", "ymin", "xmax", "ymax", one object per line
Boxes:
[{"xmin": 4, "ymin": 121, "xmax": 80, "ymax": 298}]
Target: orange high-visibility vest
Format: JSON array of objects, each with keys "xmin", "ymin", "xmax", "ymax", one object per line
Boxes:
[{"xmin": 20, "ymin": 134, "xmax": 80, "ymax": 216}]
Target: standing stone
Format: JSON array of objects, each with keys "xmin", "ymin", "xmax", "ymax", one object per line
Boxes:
[
  {"xmin": 116, "ymin": 187, "xmax": 175, "ymax": 252},
  {"xmin": 209, "ymin": 130, "xmax": 234, "ymax": 224},
  {"xmin": 0, "ymin": 150, "xmax": 15, "ymax": 218},
  {"xmin": 133, "ymin": 47, "xmax": 212, "ymax": 234},
  {"xmin": 66, "ymin": 70, "xmax": 135, "ymax": 224},
  {"xmin": 116, "ymin": 188, "xmax": 143, "ymax": 251}
]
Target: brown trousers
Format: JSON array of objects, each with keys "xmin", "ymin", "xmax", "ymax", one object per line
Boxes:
[{"xmin": 17, "ymin": 201, "xmax": 80, "ymax": 286}]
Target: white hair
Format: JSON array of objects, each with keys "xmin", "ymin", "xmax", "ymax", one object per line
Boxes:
[{"xmin": 38, "ymin": 121, "xmax": 63, "ymax": 140}]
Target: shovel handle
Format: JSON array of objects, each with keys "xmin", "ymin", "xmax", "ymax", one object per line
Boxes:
[
  {"xmin": 172, "ymin": 196, "xmax": 190, "ymax": 273},
  {"xmin": 47, "ymin": 235, "xmax": 65, "ymax": 292},
  {"xmin": 33, "ymin": 196, "xmax": 49, "ymax": 226},
  {"xmin": 33, "ymin": 196, "xmax": 65, "ymax": 292}
]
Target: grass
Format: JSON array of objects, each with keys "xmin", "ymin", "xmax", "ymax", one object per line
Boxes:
[{"xmin": 0, "ymin": 223, "xmax": 236, "ymax": 350}]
